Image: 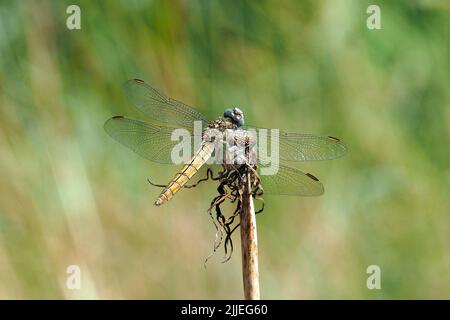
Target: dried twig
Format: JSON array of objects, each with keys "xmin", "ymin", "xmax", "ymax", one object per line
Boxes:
[
  {"xmin": 240, "ymin": 172, "xmax": 260, "ymax": 300},
  {"xmin": 189, "ymin": 164, "xmax": 263, "ymax": 299}
]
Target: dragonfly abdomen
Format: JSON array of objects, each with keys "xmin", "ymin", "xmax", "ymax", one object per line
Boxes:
[{"xmin": 154, "ymin": 141, "xmax": 215, "ymax": 206}]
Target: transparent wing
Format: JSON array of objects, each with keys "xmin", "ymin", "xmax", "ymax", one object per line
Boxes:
[
  {"xmin": 277, "ymin": 132, "xmax": 347, "ymax": 161},
  {"xmin": 104, "ymin": 116, "xmax": 201, "ymax": 164},
  {"xmin": 258, "ymin": 164, "xmax": 324, "ymax": 196},
  {"xmin": 124, "ymin": 79, "xmax": 209, "ymax": 129},
  {"xmin": 245, "ymin": 125, "xmax": 347, "ymax": 161}
]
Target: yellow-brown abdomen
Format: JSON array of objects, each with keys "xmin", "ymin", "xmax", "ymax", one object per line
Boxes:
[{"xmin": 154, "ymin": 141, "xmax": 214, "ymax": 206}]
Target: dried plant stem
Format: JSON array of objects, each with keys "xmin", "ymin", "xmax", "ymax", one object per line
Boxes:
[{"xmin": 240, "ymin": 173, "xmax": 260, "ymax": 300}]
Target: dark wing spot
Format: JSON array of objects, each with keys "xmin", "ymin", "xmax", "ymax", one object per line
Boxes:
[
  {"xmin": 112, "ymin": 115, "xmax": 125, "ymax": 120},
  {"xmin": 327, "ymin": 136, "xmax": 340, "ymax": 142},
  {"xmin": 306, "ymin": 172, "xmax": 319, "ymax": 181},
  {"xmin": 133, "ymin": 78, "xmax": 145, "ymax": 84}
]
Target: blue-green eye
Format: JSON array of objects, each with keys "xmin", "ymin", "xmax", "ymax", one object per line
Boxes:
[
  {"xmin": 223, "ymin": 108, "xmax": 234, "ymax": 119},
  {"xmin": 223, "ymin": 107, "xmax": 245, "ymax": 126}
]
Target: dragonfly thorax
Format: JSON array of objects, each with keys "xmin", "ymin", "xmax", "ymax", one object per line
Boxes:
[
  {"xmin": 203, "ymin": 118, "xmax": 235, "ymax": 144},
  {"xmin": 207, "ymin": 118, "xmax": 237, "ymax": 130}
]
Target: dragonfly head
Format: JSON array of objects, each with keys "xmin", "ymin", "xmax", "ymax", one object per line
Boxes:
[{"xmin": 224, "ymin": 107, "xmax": 244, "ymax": 127}]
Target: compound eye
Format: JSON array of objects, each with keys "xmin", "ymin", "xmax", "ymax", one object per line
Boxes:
[{"xmin": 233, "ymin": 107, "xmax": 243, "ymax": 116}]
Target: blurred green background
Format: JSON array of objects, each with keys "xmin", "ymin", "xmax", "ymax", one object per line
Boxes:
[{"xmin": 0, "ymin": 0, "xmax": 449, "ymax": 299}]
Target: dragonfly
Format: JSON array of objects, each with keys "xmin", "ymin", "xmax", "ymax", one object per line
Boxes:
[{"xmin": 104, "ymin": 79, "xmax": 347, "ymax": 206}]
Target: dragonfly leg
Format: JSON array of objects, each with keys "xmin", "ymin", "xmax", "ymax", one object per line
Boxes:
[
  {"xmin": 184, "ymin": 174, "xmax": 209, "ymax": 188},
  {"xmin": 147, "ymin": 178, "xmax": 166, "ymax": 188},
  {"xmin": 217, "ymin": 164, "xmax": 227, "ymax": 178},
  {"xmin": 184, "ymin": 168, "xmax": 221, "ymax": 189},
  {"xmin": 212, "ymin": 166, "xmax": 226, "ymax": 181}
]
